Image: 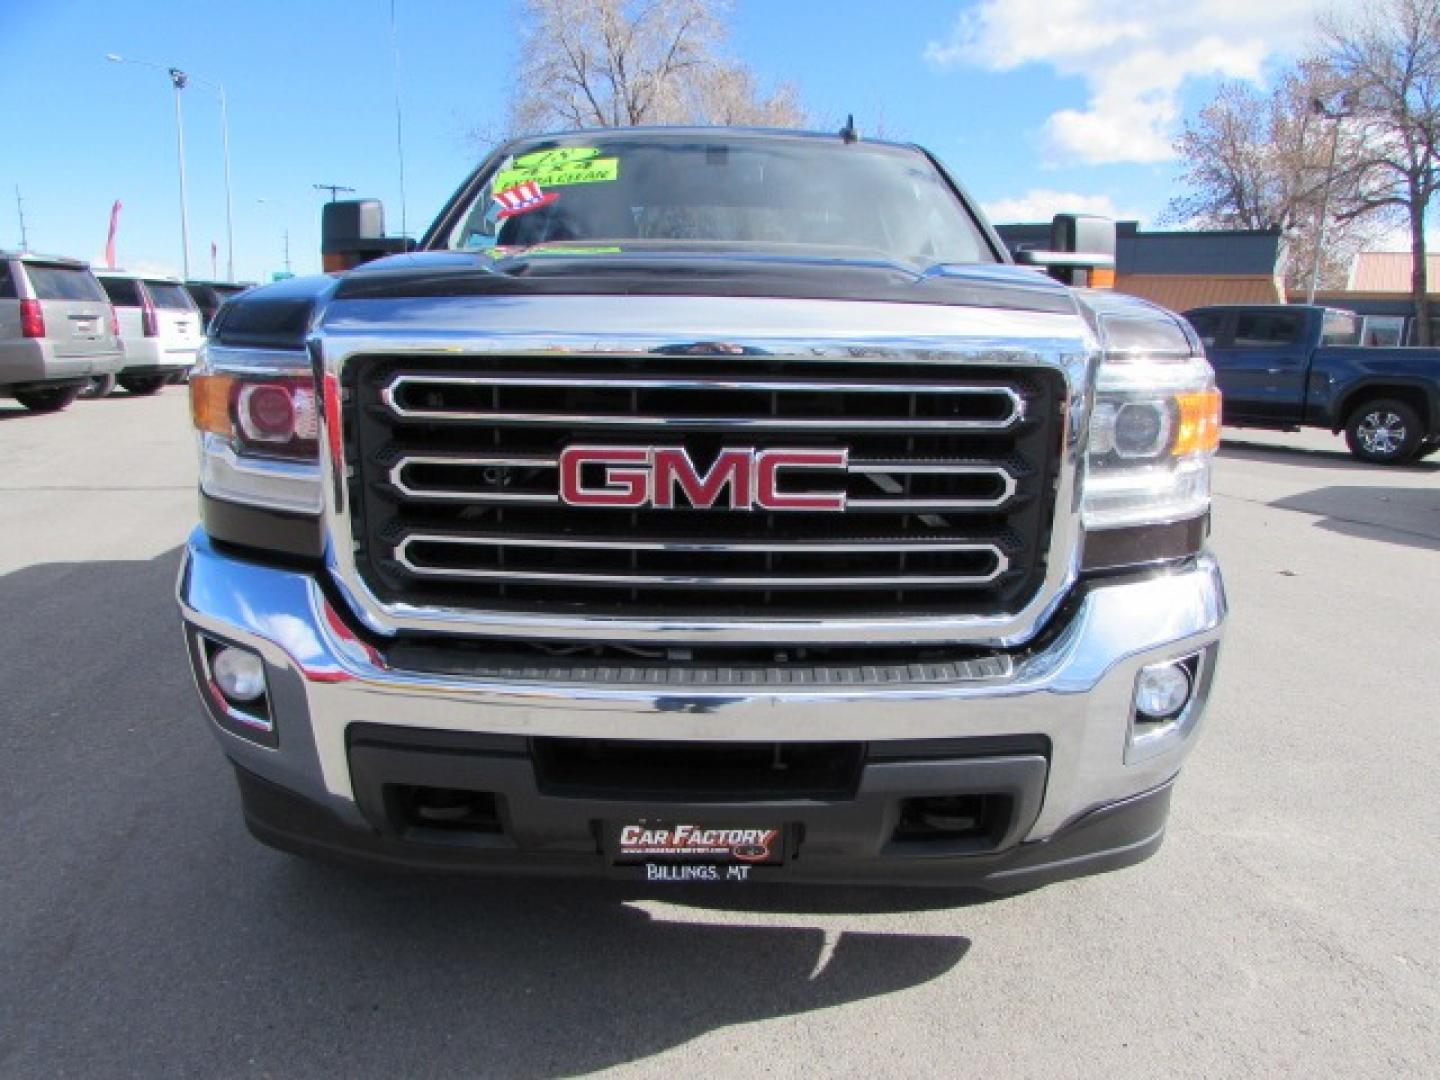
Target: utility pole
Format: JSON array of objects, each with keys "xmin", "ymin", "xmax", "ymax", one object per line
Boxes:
[
  {"xmin": 14, "ymin": 186, "xmax": 29, "ymax": 250},
  {"xmin": 283, "ymin": 229, "xmax": 291, "ymax": 273},
  {"xmin": 313, "ymin": 183, "xmax": 355, "ymax": 202}
]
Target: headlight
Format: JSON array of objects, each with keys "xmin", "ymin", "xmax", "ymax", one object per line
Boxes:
[
  {"xmin": 189, "ymin": 348, "xmax": 323, "ymax": 515},
  {"xmin": 1081, "ymin": 318, "xmax": 1220, "ymax": 531}
]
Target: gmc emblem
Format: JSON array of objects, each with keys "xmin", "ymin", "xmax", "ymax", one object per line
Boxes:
[{"xmin": 559, "ymin": 446, "xmax": 849, "ymax": 511}]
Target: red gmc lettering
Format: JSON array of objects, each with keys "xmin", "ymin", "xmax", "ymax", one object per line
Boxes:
[
  {"xmin": 558, "ymin": 446, "xmax": 649, "ymax": 507},
  {"xmin": 755, "ymin": 449, "xmax": 848, "ymax": 511},
  {"xmin": 653, "ymin": 447, "xmax": 753, "ymax": 509},
  {"xmin": 559, "ymin": 446, "xmax": 848, "ymax": 510}
]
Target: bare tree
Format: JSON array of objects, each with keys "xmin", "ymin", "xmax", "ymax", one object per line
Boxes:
[
  {"xmin": 1165, "ymin": 68, "xmax": 1378, "ymax": 291},
  {"xmin": 689, "ymin": 64, "xmax": 805, "ymax": 127},
  {"xmin": 507, "ymin": 0, "xmax": 805, "ymax": 135},
  {"xmin": 1322, "ymin": 0, "xmax": 1440, "ymax": 343}
]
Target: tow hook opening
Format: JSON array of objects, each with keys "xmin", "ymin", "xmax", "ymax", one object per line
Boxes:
[
  {"xmin": 891, "ymin": 793, "xmax": 1013, "ymax": 850},
  {"xmin": 388, "ymin": 785, "xmax": 504, "ymax": 836}
]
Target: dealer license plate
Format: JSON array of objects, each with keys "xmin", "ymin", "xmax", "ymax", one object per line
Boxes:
[{"xmin": 609, "ymin": 821, "xmax": 786, "ymax": 877}]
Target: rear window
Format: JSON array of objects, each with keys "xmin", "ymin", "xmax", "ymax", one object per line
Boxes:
[
  {"xmin": 1320, "ymin": 310, "xmax": 1360, "ymax": 347},
  {"xmin": 100, "ymin": 277, "xmax": 143, "ymax": 307},
  {"xmin": 0, "ymin": 261, "xmax": 15, "ymax": 299},
  {"xmin": 1233, "ymin": 312, "xmax": 1303, "ymax": 348},
  {"xmin": 1361, "ymin": 315, "xmax": 1405, "ymax": 347},
  {"xmin": 24, "ymin": 264, "xmax": 106, "ymax": 302},
  {"xmin": 146, "ymin": 281, "xmax": 198, "ymax": 311}
]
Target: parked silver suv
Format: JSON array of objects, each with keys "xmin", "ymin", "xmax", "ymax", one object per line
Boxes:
[
  {"xmin": 96, "ymin": 270, "xmax": 204, "ymax": 395},
  {"xmin": 0, "ymin": 252, "xmax": 124, "ymax": 412}
]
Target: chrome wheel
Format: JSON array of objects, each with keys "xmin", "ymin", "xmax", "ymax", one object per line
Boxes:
[
  {"xmin": 1357, "ymin": 410, "xmax": 1406, "ymax": 456},
  {"xmin": 1345, "ymin": 398, "xmax": 1421, "ymax": 464}
]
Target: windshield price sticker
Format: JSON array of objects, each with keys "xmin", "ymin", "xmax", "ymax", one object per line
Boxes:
[{"xmin": 493, "ymin": 147, "xmax": 619, "ymax": 189}]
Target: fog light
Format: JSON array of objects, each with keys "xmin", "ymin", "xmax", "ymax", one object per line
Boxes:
[
  {"xmin": 1135, "ymin": 661, "xmax": 1192, "ymax": 720},
  {"xmin": 212, "ymin": 646, "xmax": 266, "ymax": 703}
]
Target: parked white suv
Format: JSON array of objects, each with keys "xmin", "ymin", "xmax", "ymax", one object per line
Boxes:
[
  {"xmin": 96, "ymin": 270, "xmax": 204, "ymax": 395},
  {"xmin": 0, "ymin": 252, "xmax": 124, "ymax": 412}
]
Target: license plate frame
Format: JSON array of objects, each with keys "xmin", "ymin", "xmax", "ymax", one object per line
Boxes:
[{"xmin": 607, "ymin": 820, "xmax": 788, "ymax": 868}]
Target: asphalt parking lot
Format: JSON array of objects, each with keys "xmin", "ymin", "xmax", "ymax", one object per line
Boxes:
[{"xmin": 1, "ymin": 390, "xmax": 1437, "ymax": 1078}]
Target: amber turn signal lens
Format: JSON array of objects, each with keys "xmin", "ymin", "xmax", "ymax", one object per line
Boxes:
[
  {"xmin": 190, "ymin": 373, "xmax": 235, "ymax": 437},
  {"xmin": 1174, "ymin": 389, "xmax": 1221, "ymax": 455},
  {"xmin": 1089, "ymin": 266, "xmax": 1116, "ymax": 289}
]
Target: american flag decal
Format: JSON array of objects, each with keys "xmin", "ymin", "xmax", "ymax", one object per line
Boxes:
[{"xmin": 493, "ymin": 181, "xmax": 559, "ymax": 219}]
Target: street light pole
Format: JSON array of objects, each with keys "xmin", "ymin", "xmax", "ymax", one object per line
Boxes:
[
  {"xmin": 107, "ymin": 53, "xmax": 193, "ymax": 278},
  {"xmin": 108, "ymin": 55, "xmax": 234, "ymax": 281},
  {"xmin": 169, "ymin": 68, "xmax": 191, "ymax": 279},
  {"xmin": 188, "ymin": 73, "xmax": 235, "ymax": 282},
  {"xmin": 1305, "ymin": 92, "xmax": 1358, "ymax": 307}
]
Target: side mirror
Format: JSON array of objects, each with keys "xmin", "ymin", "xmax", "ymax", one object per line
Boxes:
[
  {"xmin": 321, "ymin": 199, "xmax": 412, "ymax": 272},
  {"xmin": 1013, "ymin": 213, "xmax": 1117, "ymax": 288}
]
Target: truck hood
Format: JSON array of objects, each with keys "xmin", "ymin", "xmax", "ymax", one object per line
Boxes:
[
  {"xmin": 211, "ymin": 247, "xmax": 1193, "ymax": 357},
  {"xmin": 328, "ymin": 245, "xmax": 1078, "ymax": 316}
]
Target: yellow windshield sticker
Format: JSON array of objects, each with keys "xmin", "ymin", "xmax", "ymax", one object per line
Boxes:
[{"xmin": 493, "ymin": 147, "xmax": 619, "ymax": 189}]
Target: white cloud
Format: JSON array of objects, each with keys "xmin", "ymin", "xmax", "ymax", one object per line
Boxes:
[
  {"xmin": 981, "ymin": 189, "xmax": 1144, "ymax": 225},
  {"xmin": 925, "ymin": 0, "xmax": 1325, "ymax": 165}
]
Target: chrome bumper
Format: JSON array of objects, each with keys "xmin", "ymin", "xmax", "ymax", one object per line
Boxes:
[{"xmin": 177, "ymin": 527, "xmax": 1225, "ymax": 843}]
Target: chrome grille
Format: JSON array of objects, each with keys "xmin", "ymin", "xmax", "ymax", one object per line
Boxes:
[{"xmin": 343, "ymin": 353, "xmax": 1064, "ymax": 621}]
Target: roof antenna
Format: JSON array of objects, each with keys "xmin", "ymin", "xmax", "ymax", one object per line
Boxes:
[{"xmin": 839, "ymin": 114, "xmax": 859, "ymax": 144}]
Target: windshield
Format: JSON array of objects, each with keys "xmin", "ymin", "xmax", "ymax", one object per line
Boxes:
[{"xmin": 441, "ymin": 136, "xmax": 994, "ymax": 267}]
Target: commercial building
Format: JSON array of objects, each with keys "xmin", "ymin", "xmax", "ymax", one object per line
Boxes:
[{"xmin": 995, "ymin": 222, "xmax": 1436, "ymax": 345}]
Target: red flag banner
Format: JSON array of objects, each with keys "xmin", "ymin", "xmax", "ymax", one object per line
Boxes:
[{"xmin": 105, "ymin": 200, "xmax": 123, "ymax": 268}]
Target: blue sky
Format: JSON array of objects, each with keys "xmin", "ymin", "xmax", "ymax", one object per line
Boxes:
[{"xmin": 0, "ymin": 0, "xmax": 1337, "ymax": 282}]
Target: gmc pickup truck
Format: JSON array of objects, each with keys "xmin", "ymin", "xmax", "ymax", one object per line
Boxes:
[
  {"xmin": 1184, "ymin": 303, "xmax": 1440, "ymax": 464},
  {"xmin": 178, "ymin": 127, "xmax": 1226, "ymax": 891}
]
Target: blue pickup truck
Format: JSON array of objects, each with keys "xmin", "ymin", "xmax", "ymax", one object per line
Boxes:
[{"xmin": 1183, "ymin": 304, "xmax": 1440, "ymax": 464}]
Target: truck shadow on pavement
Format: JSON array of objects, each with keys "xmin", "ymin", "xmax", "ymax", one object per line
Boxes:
[
  {"xmin": 0, "ymin": 546, "xmax": 971, "ymax": 1078},
  {"xmin": 268, "ymin": 862, "xmax": 971, "ymax": 1074},
  {"xmin": 1269, "ymin": 485, "xmax": 1440, "ymax": 553}
]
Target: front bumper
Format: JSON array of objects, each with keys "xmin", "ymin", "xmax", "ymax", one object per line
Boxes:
[{"xmin": 178, "ymin": 528, "xmax": 1226, "ymax": 889}]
